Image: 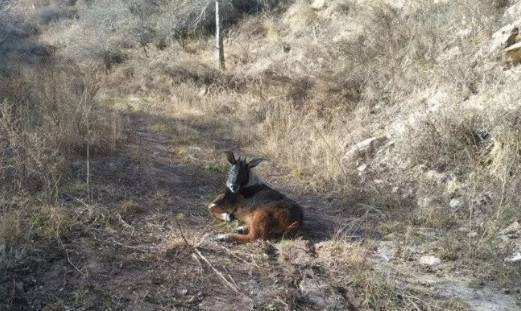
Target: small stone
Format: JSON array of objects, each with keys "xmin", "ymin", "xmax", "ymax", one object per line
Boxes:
[
  {"xmin": 417, "ymin": 196, "xmax": 436, "ymax": 209},
  {"xmin": 425, "ymin": 170, "xmax": 446, "ymax": 184},
  {"xmin": 311, "ymin": 0, "xmax": 327, "ymax": 10},
  {"xmin": 419, "ymin": 255, "xmax": 442, "ymax": 267},
  {"xmin": 499, "ymin": 221, "xmax": 520, "ymax": 237},
  {"xmin": 449, "ymin": 198, "xmax": 464, "ymax": 210},
  {"xmin": 505, "ymin": 252, "xmax": 521, "ymax": 263},
  {"xmin": 468, "ymin": 232, "xmax": 478, "ymax": 238},
  {"xmin": 458, "ymin": 226, "xmax": 469, "ymax": 233},
  {"xmin": 376, "ymin": 243, "xmax": 395, "ymax": 262},
  {"xmin": 343, "ymin": 136, "xmax": 389, "ymax": 164},
  {"xmin": 198, "ymin": 87, "xmax": 208, "ymax": 97}
]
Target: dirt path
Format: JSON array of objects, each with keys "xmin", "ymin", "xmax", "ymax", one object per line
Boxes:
[{"xmin": 50, "ymin": 113, "xmax": 353, "ymax": 310}]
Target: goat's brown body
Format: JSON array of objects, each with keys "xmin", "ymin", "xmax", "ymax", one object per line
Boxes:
[{"xmin": 209, "ymin": 184, "xmax": 303, "ymax": 243}]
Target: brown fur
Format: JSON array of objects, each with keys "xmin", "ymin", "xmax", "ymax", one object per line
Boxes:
[{"xmin": 208, "ymin": 185, "xmax": 304, "ymax": 243}]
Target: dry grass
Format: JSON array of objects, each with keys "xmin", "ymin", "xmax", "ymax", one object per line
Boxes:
[
  {"xmin": 3, "ymin": 0, "xmax": 521, "ymax": 308},
  {"xmin": 0, "ymin": 64, "xmax": 123, "ymax": 196},
  {"xmin": 1, "ymin": 4, "xmax": 126, "ymax": 308}
]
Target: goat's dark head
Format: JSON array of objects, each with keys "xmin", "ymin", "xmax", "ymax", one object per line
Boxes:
[{"xmin": 225, "ymin": 151, "xmax": 264, "ymax": 193}]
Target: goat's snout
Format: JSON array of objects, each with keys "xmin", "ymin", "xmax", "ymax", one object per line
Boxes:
[{"xmin": 227, "ymin": 181, "xmax": 239, "ymax": 193}]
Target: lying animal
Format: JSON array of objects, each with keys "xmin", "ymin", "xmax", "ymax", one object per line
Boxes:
[{"xmin": 208, "ymin": 152, "xmax": 303, "ymax": 243}]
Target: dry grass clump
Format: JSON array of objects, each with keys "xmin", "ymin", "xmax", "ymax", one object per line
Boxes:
[
  {"xmin": 117, "ymin": 199, "xmax": 145, "ymax": 220},
  {"xmin": 332, "ymin": 0, "xmax": 500, "ymax": 109},
  {"xmin": 0, "ymin": 65, "xmax": 123, "ymax": 195},
  {"xmin": 2, "ymin": 5, "xmax": 125, "ymax": 196},
  {"xmin": 400, "ymin": 102, "xmax": 521, "ymax": 219},
  {"xmin": 400, "ymin": 106, "xmax": 487, "ymax": 173},
  {"xmin": 0, "ymin": 202, "xmax": 73, "ymax": 263},
  {"xmin": 161, "ymin": 61, "xmax": 247, "ymax": 92},
  {"xmin": 315, "ymin": 240, "xmax": 371, "ymax": 269},
  {"xmin": 0, "ymin": 209, "xmax": 24, "ymax": 253},
  {"xmin": 397, "ymin": 100, "xmax": 521, "ymax": 285}
]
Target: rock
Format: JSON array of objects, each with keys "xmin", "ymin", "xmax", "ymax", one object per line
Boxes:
[
  {"xmin": 310, "ymin": 0, "xmax": 327, "ymax": 10},
  {"xmin": 376, "ymin": 242, "xmax": 395, "ymax": 263},
  {"xmin": 505, "ymin": 252, "xmax": 521, "ymax": 263},
  {"xmin": 357, "ymin": 163, "xmax": 367, "ymax": 173},
  {"xmin": 417, "ymin": 196, "xmax": 436, "ymax": 209},
  {"xmin": 488, "ymin": 22, "xmax": 521, "ymax": 55},
  {"xmin": 449, "ymin": 198, "xmax": 464, "ymax": 210},
  {"xmin": 343, "ymin": 136, "xmax": 388, "ymax": 165},
  {"xmin": 468, "ymin": 232, "xmax": 479, "ymax": 238},
  {"xmin": 419, "ymin": 255, "xmax": 442, "ymax": 267},
  {"xmin": 498, "ymin": 221, "xmax": 520, "ymax": 240},
  {"xmin": 504, "ymin": 2, "xmax": 521, "ymax": 23}
]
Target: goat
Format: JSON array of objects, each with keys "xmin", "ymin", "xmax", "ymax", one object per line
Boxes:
[{"xmin": 208, "ymin": 152, "xmax": 303, "ymax": 243}]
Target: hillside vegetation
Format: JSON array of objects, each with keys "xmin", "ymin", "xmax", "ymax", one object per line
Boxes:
[{"xmin": 2, "ymin": 0, "xmax": 521, "ymax": 310}]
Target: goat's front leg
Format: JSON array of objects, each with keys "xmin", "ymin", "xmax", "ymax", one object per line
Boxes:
[
  {"xmin": 234, "ymin": 225, "xmax": 248, "ymax": 234},
  {"xmin": 208, "ymin": 203, "xmax": 233, "ymax": 222},
  {"xmin": 214, "ymin": 212, "xmax": 270, "ymax": 243}
]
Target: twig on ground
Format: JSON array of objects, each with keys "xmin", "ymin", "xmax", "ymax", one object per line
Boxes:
[
  {"xmin": 194, "ymin": 248, "xmax": 240, "ymax": 293},
  {"xmin": 218, "ymin": 244, "xmax": 262, "ymax": 269},
  {"xmin": 174, "ymin": 218, "xmax": 192, "ymax": 248},
  {"xmin": 116, "ymin": 213, "xmax": 135, "ymax": 231},
  {"xmin": 56, "ymin": 232, "xmax": 84, "ymax": 276},
  {"xmin": 175, "ymin": 220, "xmax": 241, "ymax": 293}
]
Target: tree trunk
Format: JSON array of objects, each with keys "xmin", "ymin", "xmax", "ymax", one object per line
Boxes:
[{"xmin": 215, "ymin": 0, "xmax": 225, "ymax": 70}]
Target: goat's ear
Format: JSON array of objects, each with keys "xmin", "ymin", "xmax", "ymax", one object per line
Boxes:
[
  {"xmin": 247, "ymin": 158, "xmax": 265, "ymax": 169},
  {"xmin": 225, "ymin": 151, "xmax": 236, "ymax": 164}
]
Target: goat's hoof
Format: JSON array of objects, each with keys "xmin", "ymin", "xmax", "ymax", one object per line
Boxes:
[
  {"xmin": 212, "ymin": 234, "xmax": 232, "ymax": 242},
  {"xmin": 234, "ymin": 226, "xmax": 248, "ymax": 234}
]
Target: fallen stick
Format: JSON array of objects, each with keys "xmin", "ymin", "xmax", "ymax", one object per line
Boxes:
[{"xmin": 194, "ymin": 248, "xmax": 239, "ymax": 293}]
